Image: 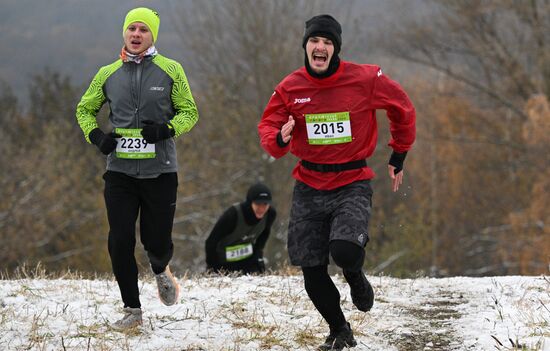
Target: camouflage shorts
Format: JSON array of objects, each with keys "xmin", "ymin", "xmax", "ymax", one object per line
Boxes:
[{"xmin": 287, "ymin": 180, "xmax": 373, "ymax": 267}]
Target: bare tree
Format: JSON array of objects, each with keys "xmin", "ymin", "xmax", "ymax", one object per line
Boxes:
[
  {"xmin": 0, "ymin": 72, "xmax": 112, "ymax": 272},
  {"xmin": 385, "ymin": 0, "xmax": 549, "ymax": 120},
  {"xmin": 377, "ymin": 0, "xmax": 550, "ymax": 276}
]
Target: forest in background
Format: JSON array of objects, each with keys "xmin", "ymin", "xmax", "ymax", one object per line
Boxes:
[{"xmin": 0, "ymin": 0, "xmax": 548, "ymax": 277}]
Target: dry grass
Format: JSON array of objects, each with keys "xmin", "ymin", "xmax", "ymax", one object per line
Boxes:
[{"xmin": 0, "ymin": 266, "xmax": 547, "ymax": 351}]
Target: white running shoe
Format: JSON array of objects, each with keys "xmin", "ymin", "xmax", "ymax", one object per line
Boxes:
[
  {"xmin": 111, "ymin": 307, "xmax": 142, "ymax": 330},
  {"xmin": 155, "ymin": 266, "xmax": 180, "ymax": 306}
]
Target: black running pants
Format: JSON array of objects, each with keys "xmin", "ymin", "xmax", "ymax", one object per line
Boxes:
[
  {"xmin": 302, "ymin": 265, "xmax": 347, "ymax": 330},
  {"xmin": 103, "ymin": 171, "xmax": 177, "ymax": 308}
]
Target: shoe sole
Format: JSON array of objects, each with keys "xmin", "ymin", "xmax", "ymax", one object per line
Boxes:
[
  {"xmin": 110, "ymin": 320, "xmax": 143, "ymax": 331},
  {"xmin": 349, "ymin": 273, "xmax": 374, "ymax": 312},
  {"xmin": 158, "ymin": 268, "xmax": 180, "ymax": 306},
  {"xmin": 354, "ymin": 282, "xmax": 374, "ymax": 312},
  {"xmin": 317, "ymin": 340, "xmax": 357, "ymax": 351}
]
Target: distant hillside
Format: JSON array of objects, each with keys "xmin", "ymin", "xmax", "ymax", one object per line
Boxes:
[
  {"xmin": 0, "ymin": 0, "xmax": 185, "ymax": 102},
  {"xmin": 0, "ymin": 0, "xmax": 428, "ymax": 104}
]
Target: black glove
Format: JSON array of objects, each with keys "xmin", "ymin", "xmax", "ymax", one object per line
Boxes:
[
  {"xmin": 277, "ymin": 131, "xmax": 290, "ymax": 147},
  {"xmin": 89, "ymin": 128, "xmax": 120, "ymax": 155},
  {"xmin": 141, "ymin": 120, "xmax": 175, "ymax": 144},
  {"xmin": 389, "ymin": 151, "xmax": 408, "ymax": 174}
]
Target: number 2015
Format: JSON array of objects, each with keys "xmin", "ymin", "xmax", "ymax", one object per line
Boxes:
[{"xmin": 313, "ymin": 122, "xmax": 344, "ymax": 134}]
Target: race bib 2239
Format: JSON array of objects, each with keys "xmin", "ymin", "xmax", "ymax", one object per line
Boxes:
[{"xmin": 114, "ymin": 128, "xmax": 156, "ymax": 159}]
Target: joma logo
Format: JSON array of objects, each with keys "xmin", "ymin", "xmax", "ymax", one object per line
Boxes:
[{"xmin": 294, "ymin": 97, "xmax": 311, "ymax": 104}]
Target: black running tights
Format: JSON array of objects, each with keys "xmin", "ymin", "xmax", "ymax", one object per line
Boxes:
[
  {"xmin": 103, "ymin": 171, "xmax": 177, "ymax": 308},
  {"xmin": 301, "ymin": 240, "xmax": 365, "ymax": 329},
  {"xmin": 302, "ymin": 265, "xmax": 346, "ymax": 329}
]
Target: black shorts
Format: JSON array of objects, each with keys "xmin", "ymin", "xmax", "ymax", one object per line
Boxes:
[{"xmin": 287, "ymin": 180, "xmax": 373, "ymax": 267}]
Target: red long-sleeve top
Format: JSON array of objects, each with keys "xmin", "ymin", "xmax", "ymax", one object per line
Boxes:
[{"xmin": 258, "ymin": 61, "xmax": 416, "ymax": 190}]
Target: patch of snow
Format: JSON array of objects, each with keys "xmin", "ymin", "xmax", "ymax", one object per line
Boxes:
[{"xmin": 0, "ymin": 274, "xmax": 548, "ymax": 350}]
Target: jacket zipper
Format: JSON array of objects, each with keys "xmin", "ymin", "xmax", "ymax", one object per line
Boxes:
[{"xmin": 133, "ymin": 62, "xmax": 143, "ymax": 175}]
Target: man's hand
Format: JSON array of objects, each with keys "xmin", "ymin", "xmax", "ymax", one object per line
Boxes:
[
  {"xmin": 141, "ymin": 120, "xmax": 175, "ymax": 144},
  {"xmin": 388, "ymin": 165, "xmax": 404, "ymax": 192},
  {"xmin": 388, "ymin": 151, "xmax": 407, "ymax": 192},
  {"xmin": 89, "ymin": 128, "xmax": 121, "ymax": 155},
  {"xmin": 280, "ymin": 115, "xmax": 295, "ymax": 143}
]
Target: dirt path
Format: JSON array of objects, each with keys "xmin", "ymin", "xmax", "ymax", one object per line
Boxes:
[{"xmin": 367, "ymin": 279, "xmax": 469, "ymax": 351}]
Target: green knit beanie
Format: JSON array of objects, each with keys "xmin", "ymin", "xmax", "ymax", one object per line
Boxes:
[{"xmin": 123, "ymin": 7, "xmax": 160, "ymax": 42}]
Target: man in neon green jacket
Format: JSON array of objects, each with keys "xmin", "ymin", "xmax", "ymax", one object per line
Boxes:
[{"xmin": 76, "ymin": 7, "xmax": 198, "ymax": 330}]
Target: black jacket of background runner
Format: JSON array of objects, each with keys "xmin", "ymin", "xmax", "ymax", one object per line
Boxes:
[{"xmin": 205, "ymin": 202, "xmax": 276, "ymax": 274}]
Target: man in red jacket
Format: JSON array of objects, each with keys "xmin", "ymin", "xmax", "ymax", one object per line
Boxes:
[{"xmin": 258, "ymin": 14, "xmax": 416, "ymax": 351}]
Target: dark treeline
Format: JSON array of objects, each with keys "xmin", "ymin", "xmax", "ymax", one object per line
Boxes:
[{"xmin": 0, "ymin": 0, "xmax": 548, "ymax": 277}]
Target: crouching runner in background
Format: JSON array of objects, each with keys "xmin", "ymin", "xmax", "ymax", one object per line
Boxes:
[{"xmin": 205, "ymin": 183, "xmax": 277, "ymax": 275}]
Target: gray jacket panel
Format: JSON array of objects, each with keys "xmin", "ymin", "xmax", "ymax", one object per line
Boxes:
[{"xmin": 105, "ymin": 57, "xmax": 177, "ymax": 176}]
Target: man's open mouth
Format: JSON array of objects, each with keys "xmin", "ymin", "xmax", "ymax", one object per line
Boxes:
[{"xmin": 312, "ymin": 52, "xmax": 328, "ymax": 63}]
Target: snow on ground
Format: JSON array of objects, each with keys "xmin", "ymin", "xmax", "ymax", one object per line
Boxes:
[{"xmin": 0, "ymin": 273, "xmax": 548, "ymax": 350}]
